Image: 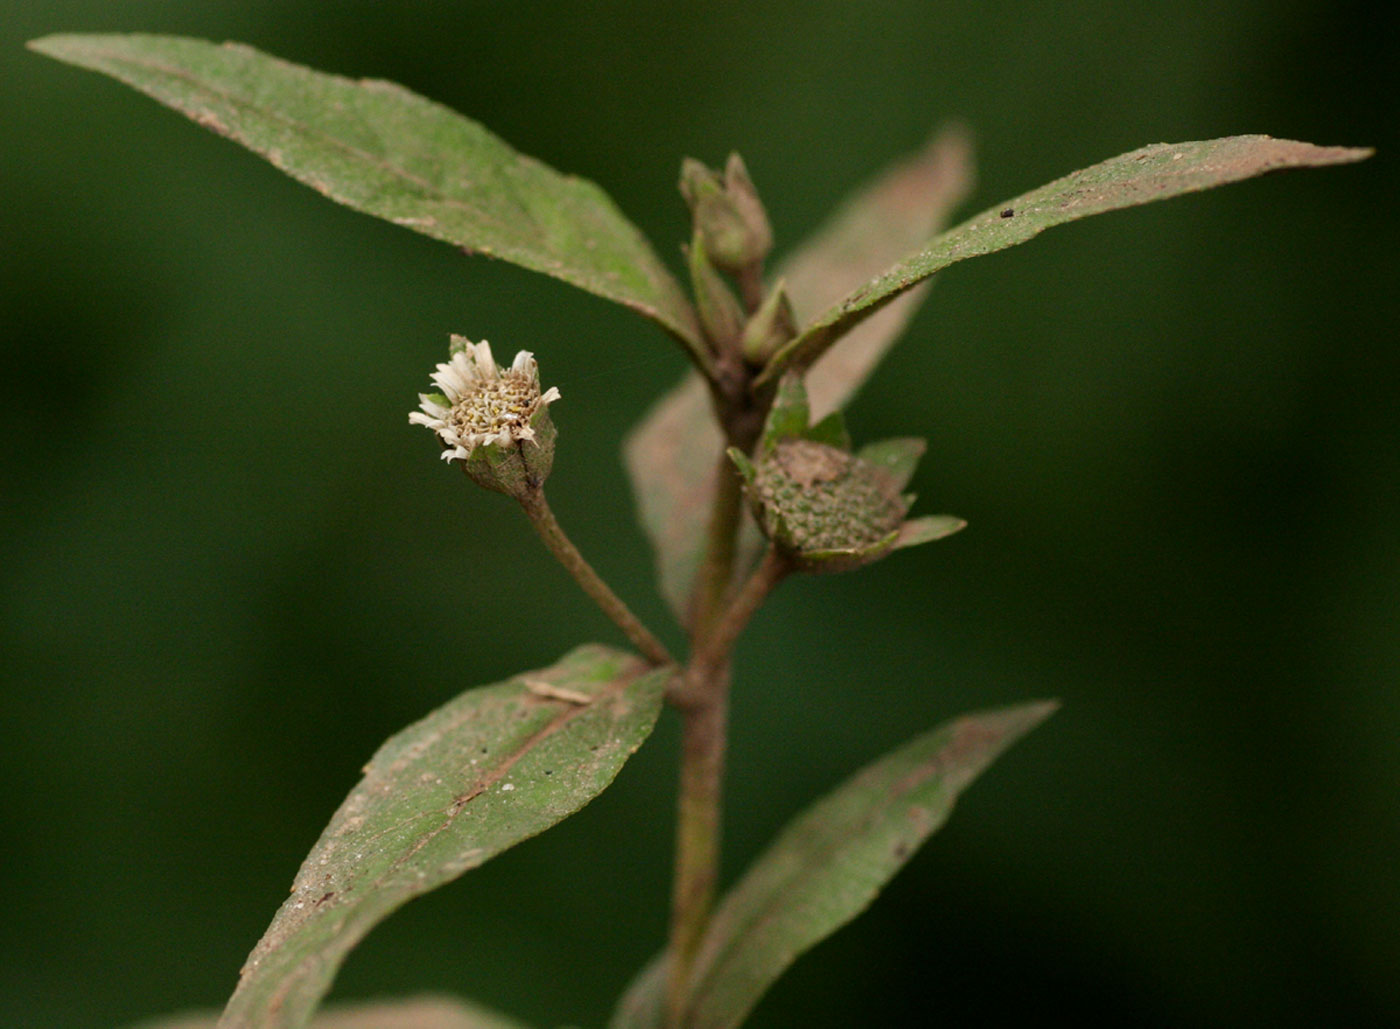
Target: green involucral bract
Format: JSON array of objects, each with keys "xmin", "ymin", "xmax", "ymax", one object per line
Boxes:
[{"xmin": 729, "ymin": 375, "xmax": 964, "ymax": 572}]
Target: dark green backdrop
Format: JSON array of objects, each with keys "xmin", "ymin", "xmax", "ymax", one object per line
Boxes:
[{"xmin": 4, "ymin": 1, "xmax": 1396, "ymax": 1026}]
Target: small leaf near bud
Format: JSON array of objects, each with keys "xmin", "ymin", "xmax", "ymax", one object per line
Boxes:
[
  {"xmin": 688, "ymin": 231, "xmax": 745, "ymax": 349},
  {"xmin": 409, "ymin": 336, "xmax": 561, "ymax": 499},
  {"xmin": 759, "ymin": 372, "xmax": 813, "ymax": 453},
  {"xmin": 741, "ymin": 279, "xmax": 797, "ymax": 366}
]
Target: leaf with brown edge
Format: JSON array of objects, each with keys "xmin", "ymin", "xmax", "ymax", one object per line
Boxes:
[
  {"xmin": 780, "ymin": 123, "xmax": 976, "ymax": 418},
  {"xmin": 133, "ymin": 995, "xmax": 532, "ymax": 1029},
  {"xmin": 611, "ymin": 701, "xmax": 1057, "ymax": 1029},
  {"xmin": 623, "ymin": 128, "xmax": 973, "ymax": 624},
  {"xmin": 28, "ymin": 33, "xmax": 702, "ymax": 354},
  {"xmin": 622, "ymin": 374, "xmax": 733, "ymax": 625},
  {"xmin": 216, "ymin": 645, "xmax": 669, "ymax": 1029},
  {"xmin": 760, "ymin": 135, "xmax": 1372, "ymax": 385}
]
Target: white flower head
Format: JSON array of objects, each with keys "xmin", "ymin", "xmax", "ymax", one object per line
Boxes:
[{"xmin": 409, "ymin": 335, "xmax": 562, "ymax": 464}]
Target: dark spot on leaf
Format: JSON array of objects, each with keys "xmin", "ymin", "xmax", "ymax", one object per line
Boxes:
[
  {"xmin": 1000, "ymin": 208, "xmax": 1015, "ymax": 218},
  {"xmin": 893, "ymin": 842, "xmax": 910, "ymax": 859},
  {"xmin": 315, "ymin": 892, "xmax": 335, "ymax": 906}
]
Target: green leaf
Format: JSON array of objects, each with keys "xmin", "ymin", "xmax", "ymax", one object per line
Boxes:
[
  {"xmin": 616, "ymin": 700, "xmax": 1056, "ymax": 1029},
  {"xmin": 803, "ymin": 410, "xmax": 851, "ymax": 451},
  {"xmin": 856, "ymin": 437, "xmax": 927, "ymax": 492},
  {"xmin": 758, "ymin": 373, "xmax": 811, "ymax": 453},
  {"xmin": 217, "ymin": 645, "xmax": 668, "ymax": 1029},
  {"xmin": 623, "ymin": 128, "xmax": 972, "ymax": 623},
  {"xmin": 133, "ymin": 995, "xmax": 533, "ymax": 1029},
  {"xmin": 28, "ymin": 33, "xmax": 701, "ymax": 351},
  {"xmin": 607, "ymin": 955, "xmax": 668, "ymax": 1029},
  {"xmin": 779, "ymin": 124, "xmax": 976, "ymax": 417},
  {"xmin": 761, "ymin": 135, "xmax": 1372, "ymax": 385},
  {"xmin": 892, "ymin": 514, "xmax": 967, "ymax": 549}
]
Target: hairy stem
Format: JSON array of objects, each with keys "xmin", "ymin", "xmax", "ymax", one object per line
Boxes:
[
  {"xmin": 688, "ymin": 450, "xmax": 746, "ymax": 636},
  {"xmin": 666, "ymin": 548, "xmax": 790, "ymax": 1026},
  {"xmin": 517, "ymin": 488, "xmax": 674, "ymax": 668},
  {"xmin": 665, "ymin": 662, "xmax": 728, "ymax": 1027},
  {"xmin": 693, "ymin": 547, "xmax": 791, "ymax": 674}
]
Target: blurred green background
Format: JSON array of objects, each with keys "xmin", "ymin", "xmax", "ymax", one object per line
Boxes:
[{"xmin": 4, "ymin": 1, "xmax": 1396, "ymax": 1026}]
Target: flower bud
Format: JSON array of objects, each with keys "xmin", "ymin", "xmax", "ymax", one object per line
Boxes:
[
  {"xmin": 736, "ymin": 438, "xmax": 906, "ymax": 571},
  {"xmin": 679, "ymin": 153, "xmax": 773, "ymax": 275},
  {"xmin": 728, "ymin": 373, "xmax": 964, "ymax": 572},
  {"xmin": 409, "ymin": 336, "xmax": 560, "ymax": 498}
]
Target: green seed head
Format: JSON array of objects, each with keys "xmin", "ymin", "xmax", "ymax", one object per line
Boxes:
[{"xmin": 750, "ymin": 438, "xmax": 908, "ymax": 559}]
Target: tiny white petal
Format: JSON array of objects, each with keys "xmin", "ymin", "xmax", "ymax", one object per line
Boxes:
[
  {"xmin": 408, "ymin": 411, "xmax": 443, "ymax": 428},
  {"xmin": 473, "ymin": 340, "xmax": 497, "ymax": 380},
  {"xmin": 511, "ymin": 350, "xmax": 534, "ymax": 374},
  {"xmin": 432, "ymin": 362, "xmax": 469, "ymax": 401},
  {"xmin": 450, "ymin": 351, "xmax": 478, "ymax": 384},
  {"xmin": 417, "ymin": 394, "xmax": 450, "ymax": 418},
  {"xmin": 539, "ymin": 386, "xmax": 562, "ymax": 405}
]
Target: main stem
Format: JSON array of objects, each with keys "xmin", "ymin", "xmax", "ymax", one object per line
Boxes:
[
  {"xmin": 517, "ymin": 487, "xmax": 674, "ymax": 668},
  {"xmin": 666, "ymin": 311, "xmax": 774, "ymax": 1025},
  {"xmin": 666, "ymin": 545, "xmax": 789, "ymax": 1027},
  {"xmin": 665, "ymin": 660, "xmax": 729, "ymax": 1026}
]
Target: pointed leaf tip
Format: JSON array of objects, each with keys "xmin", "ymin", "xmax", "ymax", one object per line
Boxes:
[
  {"xmin": 893, "ymin": 514, "xmax": 967, "ymax": 549},
  {"xmin": 28, "ymin": 32, "xmax": 701, "ymax": 350},
  {"xmin": 762, "ymin": 135, "xmax": 1373, "ymax": 384},
  {"xmin": 615, "ymin": 700, "xmax": 1057, "ymax": 1029}
]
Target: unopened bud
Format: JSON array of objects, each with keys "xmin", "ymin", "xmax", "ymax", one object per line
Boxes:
[
  {"xmin": 679, "ymin": 152, "xmax": 773, "ymax": 275},
  {"xmin": 409, "ymin": 336, "xmax": 560, "ymax": 498},
  {"xmin": 728, "ymin": 373, "xmax": 964, "ymax": 572}
]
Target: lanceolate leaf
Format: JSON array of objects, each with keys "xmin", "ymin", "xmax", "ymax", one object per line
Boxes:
[
  {"xmin": 760, "ymin": 135, "xmax": 1371, "ymax": 384},
  {"xmin": 612, "ymin": 701, "xmax": 1057, "ymax": 1029},
  {"xmin": 28, "ymin": 33, "xmax": 702, "ymax": 351},
  {"xmin": 135, "ymin": 994, "xmax": 533, "ymax": 1029},
  {"xmin": 623, "ymin": 129, "xmax": 973, "ymax": 623},
  {"xmin": 780, "ymin": 124, "xmax": 975, "ymax": 417},
  {"xmin": 218, "ymin": 645, "xmax": 669, "ymax": 1029}
]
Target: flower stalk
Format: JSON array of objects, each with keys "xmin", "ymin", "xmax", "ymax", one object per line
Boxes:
[{"xmin": 517, "ymin": 487, "xmax": 675, "ymax": 668}]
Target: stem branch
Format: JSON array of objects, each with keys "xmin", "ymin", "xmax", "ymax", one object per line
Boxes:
[{"xmin": 517, "ymin": 488, "xmax": 674, "ymax": 668}]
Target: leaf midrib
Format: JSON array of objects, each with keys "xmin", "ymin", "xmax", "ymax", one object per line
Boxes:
[{"xmin": 99, "ymin": 46, "xmax": 533, "ymax": 246}]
